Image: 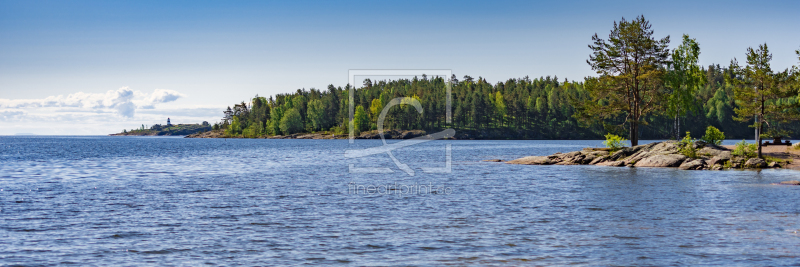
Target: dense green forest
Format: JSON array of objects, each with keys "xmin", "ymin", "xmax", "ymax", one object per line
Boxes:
[
  {"xmin": 213, "ymin": 16, "xmax": 800, "ymax": 142},
  {"xmin": 215, "ymin": 67, "xmax": 795, "ymax": 140}
]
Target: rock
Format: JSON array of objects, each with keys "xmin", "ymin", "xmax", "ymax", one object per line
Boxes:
[
  {"xmin": 506, "ymin": 156, "xmax": 553, "ymax": 165},
  {"xmin": 399, "ymin": 131, "xmax": 415, "ymax": 139},
  {"xmin": 778, "ymin": 181, "xmax": 800, "ymax": 185},
  {"xmin": 768, "ymin": 162, "xmax": 781, "ymax": 168},
  {"xmin": 710, "ymin": 164, "xmax": 723, "ymax": 170},
  {"xmin": 697, "ymin": 146, "xmax": 730, "ymax": 158},
  {"xmin": 679, "ymin": 159, "xmax": 706, "ymax": 170},
  {"xmin": 708, "ymin": 155, "xmax": 730, "ymax": 166},
  {"xmin": 634, "ymin": 154, "xmax": 688, "ymax": 167},
  {"xmin": 589, "ymin": 155, "xmax": 608, "ymax": 165},
  {"xmin": 579, "ymin": 154, "xmax": 597, "ymax": 164},
  {"xmin": 482, "ymin": 159, "xmax": 503, "ymax": 162},
  {"xmin": 561, "ymin": 151, "xmax": 581, "ymax": 158},
  {"xmin": 744, "ymin": 158, "xmax": 767, "ymax": 168},
  {"xmin": 597, "ymin": 160, "xmax": 625, "ymax": 167}
]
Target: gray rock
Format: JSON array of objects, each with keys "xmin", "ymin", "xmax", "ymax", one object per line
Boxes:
[
  {"xmin": 634, "ymin": 154, "xmax": 688, "ymax": 167},
  {"xmin": 697, "ymin": 146, "xmax": 730, "ymax": 158},
  {"xmin": 506, "ymin": 156, "xmax": 553, "ymax": 165},
  {"xmin": 708, "ymin": 155, "xmax": 730, "ymax": 166},
  {"xmin": 768, "ymin": 161, "xmax": 781, "ymax": 168},
  {"xmin": 679, "ymin": 159, "xmax": 706, "ymax": 170},
  {"xmin": 744, "ymin": 158, "xmax": 767, "ymax": 168},
  {"xmin": 579, "ymin": 154, "xmax": 597, "ymax": 164},
  {"xmin": 710, "ymin": 164, "xmax": 723, "ymax": 170},
  {"xmin": 597, "ymin": 160, "xmax": 625, "ymax": 167},
  {"xmin": 589, "ymin": 155, "xmax": 607, "ymax": 165}
]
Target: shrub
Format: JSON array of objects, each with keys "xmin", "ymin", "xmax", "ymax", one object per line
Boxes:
[
  {"xmin": 677, "ymin": 131, "xmax": 697, "ymax": 158},
  {"xmin": 678, "ymin": 132, "xmax": 697, "ymax": 158},
  {"xmin": 732, "ymin": 139, "xmax": 757, "ymax": 158},
  {"xmin": 701, "ymin": 126, "xmax": 725, "ymax": 145},
  {"xmin": 603, "ymin": 133, "xmax": 628, "ymax": 151}
]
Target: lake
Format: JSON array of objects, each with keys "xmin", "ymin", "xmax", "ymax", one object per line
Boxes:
[{"xmin": 1, "ymin": 136, "xmax": 799, "ymax": 265}]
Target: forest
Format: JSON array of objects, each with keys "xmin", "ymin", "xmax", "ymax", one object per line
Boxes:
[{"xmin": 213, "ymin": 16, "xmax": 800, "ymax": 143}]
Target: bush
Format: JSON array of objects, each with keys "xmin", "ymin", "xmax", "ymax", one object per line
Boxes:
[
  {"xmin": 732, "ymin": 140, "xmax": 758, "ymax": 158},
  {"xmin": 603, "ymin": 133, "xmax": 628, "ymax": 151},
  {"xmin": 701, "ymin": 126, "xmax": 725, "ymax": 145},
  {"xmin": 678, "ymin": 131, "xmax": 697, "ymax": 158}
]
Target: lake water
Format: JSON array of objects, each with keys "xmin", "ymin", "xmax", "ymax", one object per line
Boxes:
[{"xmin": 1, "ymin": 136, "xmax": 799, "ymax": 265}]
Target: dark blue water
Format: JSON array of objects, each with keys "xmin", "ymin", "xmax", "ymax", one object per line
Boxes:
[{"xmin": 1, "ymin": 136, "xmax": 799, "ymax": 266}]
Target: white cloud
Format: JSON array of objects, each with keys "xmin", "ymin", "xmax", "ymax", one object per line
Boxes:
[
  {"xmin": 0, "ymin": 87, "xmax": 185, "ymax": 118},
  {"xmin": 0, "ymin": 110, "xmax": 27, "ymax": 121}
]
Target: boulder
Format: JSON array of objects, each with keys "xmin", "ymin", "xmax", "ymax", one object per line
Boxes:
[
  {"xmin": 768, "ymin": 162, "xmax": 781, "ymax": 168},
  {"xmin": 710, "ymin": 164, "xmax": 723, "ymax": 170},
  {"xmin": 698, "ymin": 146, "xmax": 730, "ymax": 158},
  {"xmin": 779, "ymin": 181, "xmax": 800, "ymax": 185},
  {"xmin": 679, "ymin": 159, "xmax": 706, "ymax": 170},
  {"xmin": 708, "ymin": 155, "xmax": 730, "ymax": 166},
  {"xmin": 506, "ymin": 156, "xmax": 553, "ymax": 165},
  {"xmin": 744, "ymin": 158, "xmax": 767, "ymax": 168},
  {"xmin": 634, "ymin": 154, "xmax": 688, "ymax": 167}
]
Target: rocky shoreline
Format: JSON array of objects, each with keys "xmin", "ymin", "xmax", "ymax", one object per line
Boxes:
[{"xmin": 505, "ymin": 141, "xmax": 783, "ymax": 170}]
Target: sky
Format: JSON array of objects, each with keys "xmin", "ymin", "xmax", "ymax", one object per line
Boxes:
[{"xmin": 1, "ymin": 0, "xmax": 799, "ymax": 135}]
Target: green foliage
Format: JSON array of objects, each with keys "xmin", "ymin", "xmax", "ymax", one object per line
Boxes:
[
  {"xmin": 226, "ymin": 116, "xmax": 241, "ymax": 136},
  {"xmin": 677, "ymin": 131, "xmax": 697, "ymax": 158},
  {"xmin": 307, "ymin": 99, "xmax": 327, "ymax": 131},
  {"xmin": 206, "ymin": 23, "xmax": 800, "ymax": 140},
  {"xmin": 705, "ymin": 88, "xmax": 733, "ymax": 125},
  {"xmin": 732, "ymin": 140, "xmax": 758, "ymax": 158},
  {"xmin": 666, "ymin": 35, "xmax": 705, "ymax": 138},
  {"xmin": 369, "ymin": 98, "xmax": 383, "ymax": 120},
  {"xmin": 602, "ymin": 133, "xmax": 628, "ymax": 151},
  {"xmin": 279, "ymin": 108, "xmax": 303, "ymax": 135},
  {"xmin": 353, "ymin": 105, "xmax": 369, "ymax": 133},
  {"xmin": 760, "ymin": 128, "xmax": 791, "ymax": 139},
  {"xmin": 728, "ymin": 43, "xmax": 800, "ymax": 157},
  {"xmin": 701, "ymin": 126, "xmax": 725, "ymax": 145},
  {"xmin": 578, "ymin": 15, "xmax": 671, "ymax": 146},
  {"xmin": 495, "ymin": 91, "xmax": 507, "ymax": 121},
  {"xmin": 266, "ymin": 119, "xmax": 280, "ymax": 135}
]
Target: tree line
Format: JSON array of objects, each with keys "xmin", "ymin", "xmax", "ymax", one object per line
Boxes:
[{"xmin": 214, "ymin": 15, "xmax": 800, "ymax": 155}]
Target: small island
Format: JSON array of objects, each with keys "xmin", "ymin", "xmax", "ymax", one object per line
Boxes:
[{"xmin": 111, "ymin": 118, "xmax": 212, "ymax": 136}]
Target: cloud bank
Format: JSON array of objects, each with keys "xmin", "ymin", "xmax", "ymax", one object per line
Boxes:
[
  {"xmin": 0, "ymin": 87, "xmax": 226, "ymax": 135},
  {"xmin": 0, "ymin": 87, "xmax": 185, "ymax": 118}
]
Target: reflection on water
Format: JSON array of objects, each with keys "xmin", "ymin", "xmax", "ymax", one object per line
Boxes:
[{"xmin": 1, "ymin": 136, "xmax": 799, "ymax": 265}]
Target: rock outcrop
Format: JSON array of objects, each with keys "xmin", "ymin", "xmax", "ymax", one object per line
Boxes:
[{"xmin": 506, "ymin": 141, "xmax": 779, "ymax": 170}]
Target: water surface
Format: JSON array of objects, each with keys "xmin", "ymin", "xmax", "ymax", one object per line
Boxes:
[{"xmin": 1, "ymin": 136, "xmax": 799, "ymax": 265}]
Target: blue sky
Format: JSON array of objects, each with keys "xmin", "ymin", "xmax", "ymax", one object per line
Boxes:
[{"xmin": 1, "ymin": 0, "xmax": 799, "ymax": 134}]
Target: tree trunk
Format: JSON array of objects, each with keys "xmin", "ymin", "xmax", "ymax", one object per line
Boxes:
[{"xmin": 757, "ymin": 96, "xmax": 765, "ymax": 158}]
